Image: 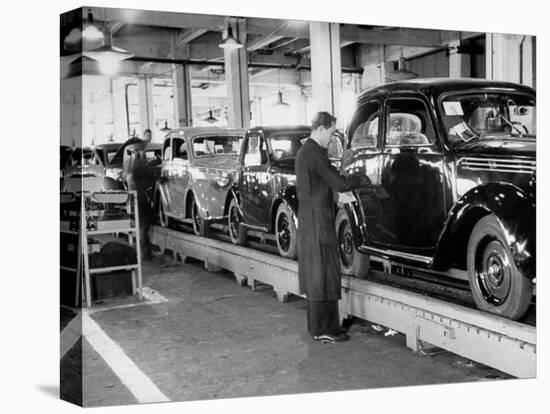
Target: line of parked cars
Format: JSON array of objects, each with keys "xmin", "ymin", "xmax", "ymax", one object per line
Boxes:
[{"xmin": 61, "ymin": 78, "xmax": 536, "ymax": 320}]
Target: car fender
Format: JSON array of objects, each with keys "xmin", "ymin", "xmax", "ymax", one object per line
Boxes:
[
  {"xmin": 154, "ymin": 181, "xmax": 170, "ymax": 212},
  {"xmin": 433, "ymin": 183, "xmax": 535, "ymax": 278},
  {"xmin": 338, "ymin": 194, "xmax": 369, "ymax": 249}
]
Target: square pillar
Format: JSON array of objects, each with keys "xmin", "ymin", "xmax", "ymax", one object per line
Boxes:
[
  {"xmin": 449, "ymin": 40, "xmax": 471, "ymax": 78},
  {"xmin": 309, "ymin": 22, "xmax": 342, "ymax": 119},
  {"xmin": 172, "ymin": 64, "xmax": 193, "ymax": 127},
  {"xmin": 138, "ymin": 76, "xmax": 155, "ymax": 137},
  {"xmin": 223, "ymin": 19, "xmax": 250, "ymax": 128}
]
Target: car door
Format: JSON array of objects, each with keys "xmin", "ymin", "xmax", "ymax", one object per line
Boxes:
[
  {"xmin": 240, "ymin": 133, "xmax": 271, "ymax": 228},
  {"xmin": 377, "ymin": 95, "xmax": 446, "ymax": 253},
  {"xmin": 170, "ymin": 137, "xmax": 190, "ymax": 218},
  {"xmin": 343, "ymin": 100, "xmax": 384, "ymax": 244},
  {"xmin": 159, "ymin": 136, "xmax": 176, "ymax": 215}
]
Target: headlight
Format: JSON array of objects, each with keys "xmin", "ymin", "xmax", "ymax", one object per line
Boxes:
[
  {"xmin": 216, "ymin": 171, "xmax": 230, "ymax": 187},
  {"xmin": 106, "ymin": 168, "xmax": 124, "ymax": 181}
]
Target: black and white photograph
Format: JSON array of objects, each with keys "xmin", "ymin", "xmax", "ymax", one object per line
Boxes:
[{"xmin": 3, "ymin": 0, "xmax": 547, "ymax": 413}]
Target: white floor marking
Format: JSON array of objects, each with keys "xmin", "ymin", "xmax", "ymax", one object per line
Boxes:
[
  {"xmin": 88, "ymin": 287, "xmax": 169, "ymax": 314},
  {"xmin": 82, "ymin": 312, "xmax": 170, "ymax": 403},
  {"xmin": 60, "ymin": 313, "xmax": 82, "ymax": 360}
]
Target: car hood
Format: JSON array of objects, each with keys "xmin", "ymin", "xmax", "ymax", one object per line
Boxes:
[
  {"xmin": 455, "ymin": 137, "xmax": 536, "ymax": 158},
  {"xmin": 193, "ymin": 155, "xmax": 240, "ymax": 170},
  {"xmin": 65, "ymin": 164, "xmax": 104, "ymax": 177}
]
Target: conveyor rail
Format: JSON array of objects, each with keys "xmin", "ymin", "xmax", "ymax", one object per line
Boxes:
[{"xmin": 149, "ymin": 225, "xmax": 536, "ymax": 378}]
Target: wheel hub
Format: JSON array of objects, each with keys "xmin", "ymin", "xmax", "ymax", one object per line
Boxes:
[{"xmin": 476, "ymin": 239, "xmax": 512, "ymax": 305}]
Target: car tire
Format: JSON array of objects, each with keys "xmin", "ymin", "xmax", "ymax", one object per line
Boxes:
[
  {"xmin": 190, "ymin": 196, "xmax": 208, "ymax": 237},
  {"xmin": 467, "ymin": 214, "xmax": 532, "ymax": 320},
  {"xmin": 158, "ymin": 197, "xmax": 171, "ymax": 228},
  {"xmin": 228, "ymin": 198, "xmax": 245, "ymax": 245},
  {"xmin": 335, "ymin": 208, "xmax": 369, "ymax": 278},
  {"xmin": 275, "ymin": 203, "xmax": 297, "ymax": 259}
]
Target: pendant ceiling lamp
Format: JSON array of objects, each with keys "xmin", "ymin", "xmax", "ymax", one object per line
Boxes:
[
  {"xmin": 386, "ymin": 30, "xmax": 418, "ymax": 82},
  {"xmin": 83, "ymin": 28, "xmax": 134, "ymax": 63},
  {"xmin": 160, "ymin": 121, "xmax": 172, "ymax": 133},
  {"xmin": 219, "ymin": 19, "xmax": 243, "ymax": 50},
  {"xmin": 82, "ymin": 8, "xmax": 104, "ymax": 42},
  {"xmin": 203, "ymin": 110, "xmax": 218, "ymax": 124},
  {"xmin": 273, "ymin": 68, "xmax": 290, "ymax": 107}
]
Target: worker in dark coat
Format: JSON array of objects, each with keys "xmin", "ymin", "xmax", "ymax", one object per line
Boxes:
[{"xmin": 296, "ymin": 111, "xmax": 366, "ymax": 343}]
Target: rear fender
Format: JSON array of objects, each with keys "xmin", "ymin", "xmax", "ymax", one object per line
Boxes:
[{"xmin": 433, "ymin": 183, "xmax": 535, "ymax": 278}]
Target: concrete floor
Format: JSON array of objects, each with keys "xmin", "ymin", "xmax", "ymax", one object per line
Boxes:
[{"xmin": 61, "ymin": 255, "xmax": 508, "ymax": 407}]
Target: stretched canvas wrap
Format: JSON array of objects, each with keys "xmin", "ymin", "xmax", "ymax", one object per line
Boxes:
[{"xmin": 60, "ymin": 5, "xmax": 536, "ymax": 408}]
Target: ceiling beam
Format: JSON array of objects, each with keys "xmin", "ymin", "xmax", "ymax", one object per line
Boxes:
[
  {"xmin": 247, "ymin": 34, "xmax": 286, "ymax": 52},
  {"xmin": 177, "ymin": 28, "xmax": 209, "ymax": 44},
  {"xmin": 340, "ymin": 26, "xmax": 443, "ymax": 47}
]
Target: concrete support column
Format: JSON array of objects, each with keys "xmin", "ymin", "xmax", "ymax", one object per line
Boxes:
[
  {"xmin": 138, "ymin": 76, "xmax": 155, "ymax": 137},
  {"xmin": 486, "ymin": 33, "xmax": 535, "ymax": 87},
  {"xmin": 309, "ymin": 22, "xmax": 342, "ymax": 119},
  {"xmin": 172, "ymin": 64, "xmax": 193, "ymax": 127},
  {"xmin": 223, "ymin": 18, "xmax": 250, "ymax": 128},
  {"xmin": 448, "ymin": 40, "xmax": 471, "ymax": 78}
]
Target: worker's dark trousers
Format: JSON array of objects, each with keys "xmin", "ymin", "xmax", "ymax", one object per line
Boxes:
[{"xmin": 306, "ymin": 299, "xmax": 341, "ymax": 336}]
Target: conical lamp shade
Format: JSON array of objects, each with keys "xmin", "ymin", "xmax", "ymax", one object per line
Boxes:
[
  {"xmin": 273, "ymin": 90, "xmax": 290, "ymax": 107},
  {"xmin": 203, "ymin": 110, "xmax": 218, "ymax": 123},
  {"xmin": 83, "ymin": 31, "xmax": 134, "ymax": 63},
  {"xmin": 160, "ymin": 121, "xmax": 172, "ymax": 133},
  {"xmin": 219, "ymin": 25, "xmax": 243, "ymax": 49},
  {"xmin": 386, "ymin": 57, "xmax": 417, "ymax": 82}
]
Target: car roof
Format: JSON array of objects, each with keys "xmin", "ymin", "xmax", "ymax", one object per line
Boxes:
[
  {"xmin": 357, "ymin": 78, "xmax": 536, "ymax": 103},
  {"xmin": 165, "ymin": 127, "xmax": 247, "ymax": 141},
  {"xmin": 94, "ymin": 143, "xmax": 123, "ymax": 151},
  {"xmin": 246, "ymin": 125, "xmax": 311, "ymax": 136}
]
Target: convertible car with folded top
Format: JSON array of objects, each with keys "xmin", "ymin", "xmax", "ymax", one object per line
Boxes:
[{"xmin": 337, "ymin": 78, "xmax": 536, "ymax": 320}]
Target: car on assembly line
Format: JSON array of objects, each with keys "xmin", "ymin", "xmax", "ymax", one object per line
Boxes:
[
  {"xmin": 105, "ymin": 141, "xmax": 163, "ymax": 203},
  {"xmin": 153, "ymin": 127, "xmax": 246, "ymax": 235},
  {"xmin": 227, "ymin": 125, "xmax": 344, "ymax": 259},
  {"xmin": 336, "ymin": 78, "xmax": 536, "ymax": 320}
]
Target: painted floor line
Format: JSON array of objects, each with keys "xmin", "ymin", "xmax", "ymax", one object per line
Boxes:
[
  {"xmin": 60, "ymin": 313, "xmax": 82, "ymax": 360},
  {"xmin": 82, "ymin": 312, "xmax": 170, "ymax": 404},
  {"xmin": 87, "ymin": 287, "xmax": 169, "ymax": 314}
]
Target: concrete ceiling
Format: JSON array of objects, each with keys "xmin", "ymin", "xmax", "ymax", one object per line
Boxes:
[{"xmin": 61, "ymin": 7, "xmax": 482, "ymax": 79}]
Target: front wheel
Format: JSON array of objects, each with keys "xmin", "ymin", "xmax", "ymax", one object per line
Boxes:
[
  {"xmin": 275, "ymin": 203, "xmax": 297, "ymax": 259},
  {"xmin": 228, "ymin": 198, "xmax": 246, "ymax": 245},
  {"xmin": 157, "ymin": 197, "xmax": 171, "ymax": 228},
  {"xmin": 335, "ymin": 208, "xmax": 369, "ymax": 278},
  {"xmin": 467, "ymin": 215, "xmax": 532, "ymax": 320},
  {"xmin": 190, "ymin": 196, "xmax": 208, "ymax": 236}
]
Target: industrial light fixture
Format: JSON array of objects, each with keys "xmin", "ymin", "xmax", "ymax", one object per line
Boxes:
[
  {"xmin": 219, "ymin": 19, "xmax": 243, "ymax": 50},
  {"xmin": 386, "ymin": 29, "xmax": 418, "ymax": 82},
  {"xmin": 203, "ymin": 110, "xmax": 218, "ymax": 124},
  {"xmin": 160, "ymin": 121, "xmax": 172, "ymax": 133},
  {"xmin": 83, "ymin": 27, "xmax": 133, "ymax": 75},
  {"xmin": 273, "ymin": 68, "xmax": 290, "ymax": 107},
  {"xmin": 82, "ymin": 8, "xmax": 104, "ymax": 42}
]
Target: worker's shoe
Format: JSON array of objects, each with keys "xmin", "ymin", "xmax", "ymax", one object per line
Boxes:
[{"xmin": 313, "ymin": 333, "xmax": 350, "ymax": 343}]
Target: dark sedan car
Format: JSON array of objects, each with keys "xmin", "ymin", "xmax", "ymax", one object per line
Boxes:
[
  {"xmin": 337, "ymin": 78, "xmax": 536, "ymax": 320},
  {"xmin": 228, "ymin": 125, "xmax": 344, "ymax": 259}
]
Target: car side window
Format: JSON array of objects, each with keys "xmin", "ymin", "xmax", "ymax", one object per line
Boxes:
[
  {"xmin": 385, "ymin": 98, "xmax": 435, "ymax": 146},
  {"xmin": 244, "ymin": 135, "xmax": 267, "ymax": 167},
  {"xmin": 163, "ymin": 138, "xmax": 172, "ymax": 161},
  {"xmin": 172, "ymin": 138, "xmax": 188, "ymax": 160},
  {"xmin": 348, "ymin": 101, "xmax": 381, "ymax": 149}
]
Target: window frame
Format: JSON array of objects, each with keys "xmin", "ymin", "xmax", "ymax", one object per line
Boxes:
[{"xmin": 347, "ymin": 99, "xmax": 382, "ymax": 150}]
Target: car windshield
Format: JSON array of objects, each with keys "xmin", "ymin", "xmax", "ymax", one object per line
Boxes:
[
  {"xmin": 192, "ymin": 135, "xmax": 242, "ymax": 157},
  {"xmin": 270, "ymin": 132, "xmax": 309, "ymax": 161},
  {"xmin": 439, "ymin": 91, "xmax": 536, "ymax": 145}
]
